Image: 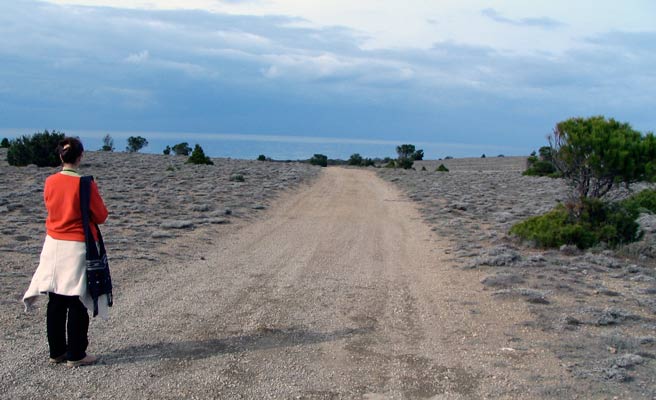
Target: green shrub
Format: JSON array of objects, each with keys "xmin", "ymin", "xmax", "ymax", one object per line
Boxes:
[
  {"xmin": 510, "ymin": 198, "xmax": 642, "ymax": 249},
  {"xmin": 523, "ymin": 160, "xmax": 558, "ymax": 177},
  {"xmin": 1, "ymin": 138, "xmax": 10, "ymax": 148},
  {"xmin": 384, "ymin": 160, "xmax": 396, "ymax": 168},
  {"xmin": 620, "ymin": 189, "xmax": 656, "ymax": 215},
  {"xmin": 436, "ymin": 164, "xmax": 449, "ymax": 172},
  {"xmin": 163, "ymin": 145, "xmax": 171, "ymax": 155},
  {"xmin": 7, "ymin": 130, "xmax": 65, "ymax": 167},
  {"xmin": 309, "ymin": 154, "xmax": 328, "ymax": 167},
  {"xmin": 186, "ymin": 144, "xmax": 214, "ymax": 165},
  {"xmin": 524, "ymin": 146, "xmax": 558, "ymax": 177},
  {"xmin": 257, "ymin": 154, "xmax": 267, "ymax": 161},
  {"xmin": 229, "ymin": 174, "xmax": 245, "ymax": 182}
]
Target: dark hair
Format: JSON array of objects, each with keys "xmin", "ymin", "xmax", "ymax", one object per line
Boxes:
[{"xmin": 57, "ymin": 137, "xmax": 84, "ymax": 164}]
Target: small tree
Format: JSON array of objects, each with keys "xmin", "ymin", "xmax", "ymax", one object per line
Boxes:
[
  {"xmin": 172, "ymin": 142, "xmax": 192, "ymax": 156},
  {"xmin": 396, "ymin": 144, "xmax": 418, "ymax": 169},
  {"xmin": 163, "ymin": 145, "xmax": 171, "ymax": 155},
  {"xmin": 0, "ymin": 138, "xmax": 9, "ymax": 148},
  {"xmin": 348, "ymin": 153, "xmax": 363, "ymax": 166},
  {"xmin": 257, "ymin": 154, "xmax": 267, "ymax": 161},
  {"xmin": 309, "ymin": 154, "xmax": 328, "ymax": 167},
  {"xmin": 7, "ymin": 130, "xmax": 65, "ymax": 167},
  {"xmin": 550, "ymin": 116, "xmax": 655, "ymax": 203},
  {"xmin": 101, "ymin": 134, "xmax": 114, "ymax": 152},
  {"xmin": 186, "ymin": 144, "xmax": 214, "ymax": 165},
  {"xmin": 412, "ymin": 149, "xmax": 424, "ymax": 161},
  {"xmin": 126, "ymin": 136, "xmax": 148, "ymax": 153}
]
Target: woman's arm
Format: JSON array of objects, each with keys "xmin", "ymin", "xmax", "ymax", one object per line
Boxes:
[{"xmin": 89, "ymin": 180, "xmax": 109, "ymax": 224}]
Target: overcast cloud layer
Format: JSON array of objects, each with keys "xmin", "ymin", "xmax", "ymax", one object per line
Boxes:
[{"xmin": 0, "ymin": 0, "xmax": 654, "ymax": 157}]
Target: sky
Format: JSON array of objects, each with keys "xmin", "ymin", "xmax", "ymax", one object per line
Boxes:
[{"xmin": 0, "ymin": 0, "xmax": 654, "ymax": 158}]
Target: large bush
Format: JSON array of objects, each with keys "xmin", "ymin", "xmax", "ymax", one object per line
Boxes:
[
  {"xmin": 186, "ymin": 144, "xmax": 214, "ymax": 165},
  {"xmin": 511, "ymin": 190, "xmax": 656, "ymax": 249},
  {"xmin": 7, "ymin": 130, "xmax": 65, "ymax": 167},
  {"xmin": 550, "ymin": 116, "xmax": 655, "ymax": 202}
]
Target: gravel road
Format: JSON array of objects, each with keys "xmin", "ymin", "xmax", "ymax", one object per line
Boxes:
[{"xmin": 2, "ymin": 167, "xmax": 574, "ymax": 399}]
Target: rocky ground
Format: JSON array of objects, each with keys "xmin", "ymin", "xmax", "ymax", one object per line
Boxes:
[
  {"xmin": 2, "ymin": 149, "xmax": 656, "ymax": 399},
  {"xmin": 379, "ymin": 157, "xmax": 656, "ymax": 397},
  {"xmin": 0, "ymin": 148, "xmax": 321, "ymax": 328}
]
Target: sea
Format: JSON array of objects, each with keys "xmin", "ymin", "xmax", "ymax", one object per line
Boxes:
[{"xmin": 0, "ymin": 129, "xmax": 526, "ymax": 161}]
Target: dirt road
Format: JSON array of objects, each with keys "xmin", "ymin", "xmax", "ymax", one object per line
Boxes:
[{"xmin": 3, "ymin": 168, "xmax": 571, "ymax": 399}]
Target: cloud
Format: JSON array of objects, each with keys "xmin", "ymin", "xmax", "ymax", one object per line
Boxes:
[
  {"xmin": 0, "ymin": 1, "xmax": 653, "ymax": 151},
  {"xmin": 125, "ymin": 50, "xmax": 150, "ymax": 63},
  {"xmin": 481, "ymin": 8, "xmax": 565, "ymax": 29}
]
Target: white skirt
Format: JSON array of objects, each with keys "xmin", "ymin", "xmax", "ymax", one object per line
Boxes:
[{"xmin": 23, "ymin": 235, "xmax": 110, "ymax": 320}]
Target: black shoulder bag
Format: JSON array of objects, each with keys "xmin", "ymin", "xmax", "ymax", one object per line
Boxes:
[{"xmin": 80, "ymin": 176, "xmax": 113, "ymax": 317}]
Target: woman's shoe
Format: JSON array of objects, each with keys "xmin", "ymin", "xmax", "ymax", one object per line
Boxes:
[
  {"xmin": 48, "ymin": 354, "xmax": 67, "ymax": 364},
  {"xmin": 66, "ymin": 354, "xmax": 98, "ymax": 368}
]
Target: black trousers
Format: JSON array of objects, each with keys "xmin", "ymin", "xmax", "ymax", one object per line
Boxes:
[{"xmin": 47, "ymin": 293, "xmax": 89, "ymax": 361}]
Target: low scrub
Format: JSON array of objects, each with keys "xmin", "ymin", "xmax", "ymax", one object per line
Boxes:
[{"xmin": 510, "ymin": 190, "xmax": 656, "ymax": 249}]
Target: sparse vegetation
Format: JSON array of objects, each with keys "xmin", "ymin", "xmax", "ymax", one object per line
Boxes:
[
  {"xmin": 126, "ymin": 136, "xmax": 148, "ymax": 153},
  {"xmin": 186, "ymin": 144, "xmax": 214, "ymax": 165},
  {"xmin": 7, "ymin": 130, "xmax": 65, "ymax": 167},
  {"xmin": 436, "ymin": 164, "xmax": 449, "ymax": 172},
  {"xmin": 101, "ymin": 134, "xmax": 114, "ymax": 152},
  {"xmin": 229, "ymin": 174, "xmax": 245, "ymax": 182}
]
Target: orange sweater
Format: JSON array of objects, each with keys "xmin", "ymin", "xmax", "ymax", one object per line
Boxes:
[{"xmin": 44, "ymin": 172, "xmax": 108, "ymax": 242}]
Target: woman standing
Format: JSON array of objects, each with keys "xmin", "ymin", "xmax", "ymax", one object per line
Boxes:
[{"xmin": 23, "ymin": 137, "xmax": 108, "ymax": 367}]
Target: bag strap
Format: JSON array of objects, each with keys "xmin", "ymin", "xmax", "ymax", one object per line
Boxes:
[{"xmin": 80, "ymin": 176, "xmax": 106, "ymax": 260}]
